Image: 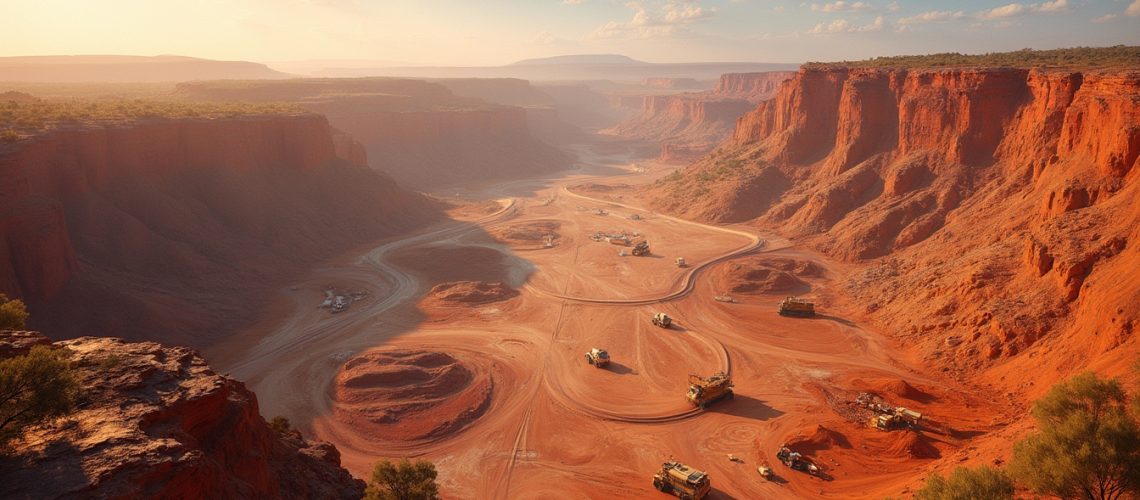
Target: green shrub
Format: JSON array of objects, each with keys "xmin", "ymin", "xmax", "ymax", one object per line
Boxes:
[
  {"xmin": 0, "ymin": 345, "xmax": 78, "ymax": 448},
  {"xmin": 0, "ymin": 294, "xmax": 28, "ymax": 330},
  {"xmin": 915, "ymin": 465, "xmax": 1013, "ymax": 500},
  {"xmin": 365, "ymin": 458, "xmax": 439, "ymax": 500}
]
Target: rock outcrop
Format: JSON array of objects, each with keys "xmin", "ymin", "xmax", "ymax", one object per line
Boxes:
[
  {"xmin": 647, "ymin": 66, "xmax": 1140, "ymax": 385},
  {"xmin": 0, "ymin": 114, "xmax": 440, "ymax": 347},
  {"xmin": 0, "ymin": 331, "xmax": 364, "ymax": 499},
  {"xmin": 604, "ymin": 71, "xmax": 795, "ymax": 162}
]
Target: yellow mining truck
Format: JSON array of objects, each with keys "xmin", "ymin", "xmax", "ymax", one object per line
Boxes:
[
  {"xmin": 778, "ymin": 296, "xmax": 815, "ymax": 317},
  {"xmin": 652, "ymin": 460, "xmax": 711, "ymax": 499},
  {"xmin": 652, "ymin": 312, "xmax": 672, "ymax": 328},
  {"xmin": 686, "ymin": 372, "xmax": 733, "ymax": 409},
  {"xmin": 584, "ymin": 348, "xmax": 611, "ymax": 368},
  {"xmin": 871, "ymin": 407, "xmax": 923, "ymax": 431}
]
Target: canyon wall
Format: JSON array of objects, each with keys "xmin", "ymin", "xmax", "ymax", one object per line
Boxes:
[
  {"xmin": 604, "ymin": 71, "xmax": 795, "ymax": 162},
  {"xmin": 0, "ymin": 330, "xmax": 364, "ymax": 498},
  {"xmin": 0, "ymin": 114, "xmax": 440, "ymax": 347},
  {"xmin": 649, "ymin": 66, "xmax": 1140, "ymax": 386},
  {"xmin": 715, "ymin": 71, "xmax": 797, "ymax": 102}
]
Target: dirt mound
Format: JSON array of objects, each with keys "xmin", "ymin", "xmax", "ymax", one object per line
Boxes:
[
  {"xmin": 333, "ymin": 349, "xmax": 493, "ymax": 442},
  {"xmin": 784, "ymin": 425, "xmax": 852, "ymax": 455},
  {"xmin": 572, "ymin": 182, "xmax": 632, "ymax": 193},
  {"xmin": 715, "ymin": 256, "xmax": 819, "ymax": 295},
  {"xmin": 429, "ymin": 281, "xmax": 518, "ymax": 305},
  {"xmin": 493, "ymin": 221, "xmax": 561, "ymax": 248},
  {"xmin": 882, "ymin": 431, "xmax": 941, "ymax": 459},
  {"xmin": 854, "ymin": 377, "xmax": 936, "ymax": 403}
]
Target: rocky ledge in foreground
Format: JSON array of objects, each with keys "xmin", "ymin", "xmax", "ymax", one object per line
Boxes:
[{"xmin": 0, "ymin": 331, "xmax": 363, "ymax": 499}]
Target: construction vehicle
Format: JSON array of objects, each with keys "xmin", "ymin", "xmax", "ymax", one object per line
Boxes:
[
  {"xmin": 686, "ymin": 372, "xmax": 733, "ymax": 409},
  {"xmin": 584, "ymin": 348, "xmax": 611, "ymax": 368},
  {"xmin": 871, "ymin": 407, "xmax": 923, "ymax": 431},
  {"xmin": 609, "ymin": 235, "xmax": 631, "ymax": 246},
  {"xmin": 757, "ymin": 464, "xmax": 773, "ymax": 480},
  {"xmin": 778, "ymin": 296, "xmax": 815, "ymax": 317},
  {"xmin": 632, "ymin": 240, "xmax": 650, "ymax": 256},
  {"xmin": 776, "ymin": 445, "xmax": 821, "ymax": 476},
  {"xmin": 675, "ymin": 257, "xmax": 686, "ymax": 267},
  {"xmin": 652, "ymin": 312, "xmax": 672, "ymax": 328},
  {"xmin": 652, "ymin": 461, "xmax": 711, "ymax": 499}
]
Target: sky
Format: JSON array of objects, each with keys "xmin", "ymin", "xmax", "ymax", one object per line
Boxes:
[{"xmin": 2, "ymin": 0, "xmax": 1138, "ymax": 66}]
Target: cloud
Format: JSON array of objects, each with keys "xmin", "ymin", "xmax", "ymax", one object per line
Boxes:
[
  {"xmin": 897, "ymin": 10, "xmax": 965, "ymax": 25},
  {"xmin": 1128, "ymin": 0, "xmax": 1140, "ymax": 17},
  {"xmin": 1091, "ymin": 13, "xmax": 1117, "ymax": 22},
  {"xmin": 975, "ymin": 0, "xmax": 1068, "ymax": 20},
  {"xmin": 886, "ymin": 1, "xmax": 899, "ymax": 12},
  {"xmin": 807, "ymin": 15, "xmax": 882, "ymax": 33},
  {"xmin": 561, "ymin": 0, "xmax": 585, "ymax": 4},
  {"xmin": 589, "ymin": 1, "xmax": 716, "ymax": 39},
  {"xmin": 811, "ymin": 1, "xmax": 874, "ymax": 12}
]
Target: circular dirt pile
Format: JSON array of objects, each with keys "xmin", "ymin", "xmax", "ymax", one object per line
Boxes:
[
  {"xmin": 883, "ymin": 431, "xmax": 941, "ymax": 459},
  {"xmin": 716, "ymin": 256, "xmax": 820, "ymax": 295},
  {"xmin": 493, "ymin": 221, "xmax": 561, "ymax": 248},
  {"xmin": 785, "ymin": 425, "xmax": 851, "ymax": 454},
  {"xmin": 855, "ymin": 377, "xmax": 935, "ymax": 403},
  {"xmin": 333, "ymin": 350, "xmax": 493, "ymax": 442},
  {"xmin": 429, "ymin": 281, "xmax": 518, "ymax": 305}
]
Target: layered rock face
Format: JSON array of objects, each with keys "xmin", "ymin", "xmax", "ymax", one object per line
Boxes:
[
  {"xmin": 649, "ymin": 66, "xmax": 1140, "ymax": 384},
  {"xmin": 0, "ymin": 331, "xmax": 364, "ymax": 499},
  {"xmin": 604, "ymin": 71, "xmax": 795, "ymax": 162},
  {"xmin": 715, "ymin": 71, "xmax": 797, "ymax": 102},
  {"xmin": 0, "ymin": 115, "xmax": 439, "ymax": 346}
]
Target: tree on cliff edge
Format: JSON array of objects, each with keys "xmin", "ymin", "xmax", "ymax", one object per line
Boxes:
[
  {"xmin": 1008, "ymin": 372, "xmax": 1140, "ymax": 500},
  {"xmin": 0, "ymin": 294, "xmax": 28, "ymax": 330},
  {"xmin": 365, "ymin": 458, "xmax": 439, "ymax": 500},
  {"xmin": 0, "ymin": 345, "xmax": 77, "ymax": 448}
]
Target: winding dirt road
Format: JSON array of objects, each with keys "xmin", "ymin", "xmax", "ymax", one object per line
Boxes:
[{"xmin": 209, "ymin": 146, "xmax": 999, "ymax": 499}]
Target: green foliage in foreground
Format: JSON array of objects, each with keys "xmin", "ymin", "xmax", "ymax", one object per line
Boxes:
[
  {"xmin": 0, "ymin": 345, "xmax": 77, "ymax": 448},
  {"xmin": 0, "ymin": 294, "xmax": 28, "ymax": 330},
  {"xmin": 914, "ymin": 465, "xmax": 1014, "ymax": 500},
  {"xmin": 365, "ymin": 459, "xmax": 440, "ymax": 500},
  {"xmin": 1008, "ymin": 372, "xmax": 1140, "ymax": 500},
  {"xmin": 0, "ymin": 98, "xmax": 306, "ymax": 140},
  {"xmin": 806, "ymin": 45, "xmax": 1140, "ymax": 70}
]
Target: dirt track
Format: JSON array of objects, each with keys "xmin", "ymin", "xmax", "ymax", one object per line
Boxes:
[{"xmin": 208, "ymin": 145, "xmax": 1004, "ymax": 499}]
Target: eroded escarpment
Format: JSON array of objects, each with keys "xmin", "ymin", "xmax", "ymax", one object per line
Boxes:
[{"xmin": 647, "ymin": 66, "xmax": 1140, "ymax": 385}]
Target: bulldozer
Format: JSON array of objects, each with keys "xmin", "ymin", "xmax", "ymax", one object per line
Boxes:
[
  {"xmin": 777, "ymin": 296, "xmax": 815, "ymax": 317},
  {"xmin": 652, "ymin": 312, "xmax": 672, "ymax": 328},
  {"xmin": 632, "ymin": 240, "xmax": 650, "ymax": 256},
  {"xmin": 686, "ymin": 372, "xmax": 733, "ymax": 409},
  {"xmin": 675, "ymin": 257, "xmax": 686, "ymax": 267},
  {"xmin": 776, "ymin": 445, "xmax": 821, "ymax": 476},
  {"xmin": 871, "ymin": 407, "xmax": 922, "ymax": 431},
  {"xmin": 584, "ymin": 348, "xmax": 610, "ymax": 368},
  {"xmin": 652, "ymin": 460, "xmax": 711, "ymax": 499}
]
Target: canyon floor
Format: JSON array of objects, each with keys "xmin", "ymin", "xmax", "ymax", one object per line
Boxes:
[{"xmin": 207, "ymin": 142, "xmax": 1012, "ymax": 499}]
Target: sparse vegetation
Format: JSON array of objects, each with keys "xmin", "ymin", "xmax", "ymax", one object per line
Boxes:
[
  {"xmin": 365, "ymin": 458, "xmax": 440, "ymax": 500},
  {"xmin": 914, "ymin": 465, "xmax": 1014, "ymax": 500},
  {"xmin": 806, "ymin": 45, "xmax": 1140, "ymax": 70},
  {"xmin": 0, "ymin": 294, "xmax": 29, "ymax": 330},
  {"xmin": 0, "ymin": 345, "xmax": 78, "ymax": 449},
  {"xmin": 0, "ymin": 99, "xmax": 306, "ymax": 140},
  {"xmin": 1008, "ymin": 372, "xmax": 1140, "ymax": 500},
  {"xmin": 270, "ymin": 416, "xmax": 293, "ymax": 436}
]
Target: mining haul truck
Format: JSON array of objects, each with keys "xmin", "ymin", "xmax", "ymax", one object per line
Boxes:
[
  {"xmin": 686, "ymin": 372, "xmax": 733, "ymax": 409},
  {"xmin": 652, "ymin": 461, "xmax": 711, "ymax": 499},
  {"xmin": 652, "ymin": 312, "xmax": 672, "ymax": 328},
  {"xmin": 584, "ymin": 348, "xmax": 611, "ymax": 368},
  {"xmin": 778, "ymin": 296, "xmax": 815, "ymax": 317},
  {"xmin": 776, "ymin": 445, "xmax": 821, "ymax": 476},
  {"xmin": 632, "ymin": 240, "xmax": 650, "ymax": 256},
  {"xmin": 871, "ymin": 407, "xmax": 923, "ymax": 431}
]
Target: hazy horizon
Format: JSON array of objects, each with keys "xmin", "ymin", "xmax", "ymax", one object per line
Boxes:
[{"xmin": 4, "ymin": 0, "xmax": 1138, "ymax": 67}]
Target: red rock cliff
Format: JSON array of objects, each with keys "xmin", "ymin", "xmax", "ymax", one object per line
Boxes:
[
  {"xmin": 0, "ymin": 330, "xmax": 364, "ymax": 499},
  {"xmin": 715, "ymin": 71, "xmax": 797, "ymax": 102},
  {"xmin": 0, "ymin": 115, "xmax": 439, "ymax": 347},
  {"xmin": 650, "ymin": 66, "xmax": 1140, "ymax": 383}
]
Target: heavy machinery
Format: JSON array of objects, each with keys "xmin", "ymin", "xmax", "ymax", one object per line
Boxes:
[
  {"xmin": 632, "ymin": 240, "xmax": 650, "ymax": 256},
  {"xmin": 871, "ymin": 407, "xmax": 923, "ymax": 431},
  {"xmin": 652, "ymin": 312, "xmax": 672, "ymax": 328},
  {"xmin": 686, "ymin": 372, "xmax": 733, "ymax": 408},
  {"xmin": 584, "ymin": 348, "xmax": 611, "ymax": 368},
  {"xmin": 675, "ymin": 257, "xmax": 686, "ymax": 267},
  {"xmin": 652, "ymin": 461, "xmax": 711, "ymax": 499},
  {"xmin": 778, "ymin": 296, "xmax": 815, "ymax": 317},
  {"xmin": 776, "ymin": 445, "xmax": 821, "ymax": 476},
  {"xmin": 609, "ymin": 235, "xmax": 631, "ymax": 246}
]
